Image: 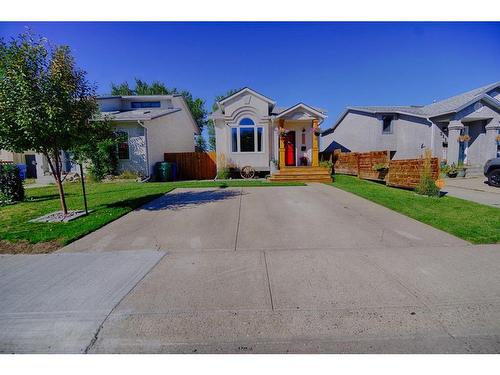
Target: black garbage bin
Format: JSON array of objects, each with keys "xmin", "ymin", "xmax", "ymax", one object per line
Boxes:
[{"xmin": 155, "ymin": 162, "xmax": 172, "ymax": 182}]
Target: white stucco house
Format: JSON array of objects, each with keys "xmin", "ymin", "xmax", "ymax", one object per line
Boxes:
[
  {"xmin": 0, "ymin": 94, "xmax": 199, "ymax": 182},
  {"xmin": 321, "ymin": 81, "xmax": 500, "ymax": 170},
  {"xmin": 97, "ymin": 95, "xmax": 200, "ymax": 178},
  {"xmin": 210, "ymin": 87, "xmax": 332, "ymax": 182}
]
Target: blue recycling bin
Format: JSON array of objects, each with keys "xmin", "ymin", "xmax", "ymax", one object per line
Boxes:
[{"xmin": 16, "ymin": 164, "xmax": 27, "ymax": 181}]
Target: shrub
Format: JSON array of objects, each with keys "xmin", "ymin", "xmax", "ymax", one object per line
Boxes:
[
  {"xmin": 216, "ymin": 167, "xmax": 231, "ymax": 180},
  {"xmin": 86, "ymin": 139, "xmax": 120, "ymax": 181},
  {"xmin": 415, "ymin": 150, "xmax": 440, "ymax": 197},
  {"xmin": 319, "ymin": 159, "xmax": 333, "ymax": 174},
  {"xmin": 0, "ymin": 163, "xmax": 25, "ymax": 203},
  {"xmin": 117, "ymin": 170, "xmax": 139, "ymax": 180},
  {"xmin": 372, "ymin": 162, "xmax": 389, "ymax": 171}
]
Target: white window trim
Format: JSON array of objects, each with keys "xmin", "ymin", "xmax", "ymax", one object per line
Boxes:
[{"xmin": 229, "ymin": 121, "xmax": 265, "ymax": 154}]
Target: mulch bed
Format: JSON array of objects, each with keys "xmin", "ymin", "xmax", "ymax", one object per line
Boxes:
[{"xmin": 0, "ymin": 240, "xmax": 61, "ymax": 255}]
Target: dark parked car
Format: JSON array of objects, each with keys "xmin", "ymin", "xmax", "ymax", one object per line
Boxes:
[{"xmin": 484, "ymin": 157, "xmax": 500, "ymax": 187}]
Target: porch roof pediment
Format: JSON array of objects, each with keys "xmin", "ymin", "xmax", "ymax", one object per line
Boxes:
[{"xmin": 275, "ymin": 103, "xmax": 327, "ymax": 122}]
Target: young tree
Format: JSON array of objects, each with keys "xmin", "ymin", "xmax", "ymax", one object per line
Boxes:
[
  {"xmin": 207, "ymin": 89, "xmax": 241, "ymax": 151},
  {"xmin": 0, "ymin": 32, "xmax": 104, "ymax": 215}
]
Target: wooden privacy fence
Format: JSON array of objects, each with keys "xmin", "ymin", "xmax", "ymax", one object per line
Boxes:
[
  {"xmin": 333, "ymin": 150, "xmax": 439, "ymax": 189},
  {"xmin": 387, "ymin": 158, "xmax": 439, "ymax": 189},
  {"xmin": 164, "ymin": 152, "xmax": 217, "ymax": 180},
  {"xmin": 333, "ymin": 150, "xmax": 391, "ymax": 181}
]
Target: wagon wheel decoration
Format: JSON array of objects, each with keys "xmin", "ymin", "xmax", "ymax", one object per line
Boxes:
[{"xmin": 240, "ymin": 165, "xmax": 255, "ymax": 179}]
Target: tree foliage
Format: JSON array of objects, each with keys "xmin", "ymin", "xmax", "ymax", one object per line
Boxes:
[
  {"xmin": 0, "ymin": 32, "xmax": 106, "ymax": 214},
  {"xmin": 207, "ymin": 88, "xmax": 241, "ymax": 151}
]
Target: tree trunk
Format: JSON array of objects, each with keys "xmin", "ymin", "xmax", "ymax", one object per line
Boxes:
[{"xmin": 45, "ymin": 150, "xmax": 69, "ymax": 215}]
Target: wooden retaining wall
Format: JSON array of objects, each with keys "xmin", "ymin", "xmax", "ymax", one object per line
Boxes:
[
  {"xmin": 333, "ymin": 150, "xmax": 391, "ymax": 181},
  {"xmin": 332, "ymin": 149, "xmax": 439, "ymax": 189},
  {"xmin": 386, "ymin": 158, "xmax": 439, "ymax": 189},
  {"xmin": 164, "ymin": 152, "xmax": 217, "ymax": 180},
  {"xmin": 333, "ymin": 151, "xmax": 360, "ymax": 175}
]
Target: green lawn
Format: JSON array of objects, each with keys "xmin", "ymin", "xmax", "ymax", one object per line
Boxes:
[
  {"xmin": 330, "ymin": 174, "xmax": 500, "ymax": 244},
  {"xmin": 0, "ymin": 179, "xmax": 304, "ymax": 251}
]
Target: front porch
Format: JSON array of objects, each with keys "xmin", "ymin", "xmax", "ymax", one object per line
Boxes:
[{"xmin": 269, "ymin": 103, "xmax": 332, "ymax": 182}]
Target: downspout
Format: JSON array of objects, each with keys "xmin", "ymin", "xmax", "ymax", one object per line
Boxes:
[
  {"xmin": 137, "ymin": 120, "xmax": 151, "ymax": 180},
  {"xmin": 427, "ymin": 117, "xmax": 435, "ymax": 157}
]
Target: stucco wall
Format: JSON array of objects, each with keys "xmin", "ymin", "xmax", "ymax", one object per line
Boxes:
[
  {"xmin": 113, "ymin": 122, "xmax": 147, "ymax": 176},
  {"xmin": 215, "ymin": 93, "xmax": 272, "ymax": 170},
  {"xmin": 0, "ymin": 150, "xmax": 15, "ymax": 162},
  {"xmin": 321, "ymin": 111, "xmax": 433, "ymax": 160},
  {"xmin": 144, "ymin": 110, "xmax": 196, "ymax": 176}
]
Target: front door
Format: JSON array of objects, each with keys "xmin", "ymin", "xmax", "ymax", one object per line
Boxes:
[
  {"xmin": 285, "ymin": 131, "xmax": 296, "ymax": 166},
  {"xmin": 24, "ymin": 154, "xmax": 37, "ymax": 178}
]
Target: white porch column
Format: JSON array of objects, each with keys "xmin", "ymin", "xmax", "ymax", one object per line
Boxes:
[
  {"xmin": 447, "ymin": 121, "xmax": 464, "ymax": 164},
  {"xmin": 485, "ymin": 121, "xmax": 500, "ymax": 159}
]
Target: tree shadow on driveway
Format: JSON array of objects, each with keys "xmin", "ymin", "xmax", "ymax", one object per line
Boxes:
[{"xmin": 138, "ymin": 189, "xmax": 243, "ymax": 212}]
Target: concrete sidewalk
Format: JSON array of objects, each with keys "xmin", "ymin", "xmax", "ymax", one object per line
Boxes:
[
  {"xmin": 3, "ymin": 185, "xmax": 499, "ymax": 353},
  {"xmin": 0, "ymin": 250, "xmax": 164, "ymax": 353},
  {"xmin": 89, "ymin": 244, "xmax": 500, "ymax": 353},
  {"xmin": 442, "ymin": 177, "xmax": 500, "ymax": 208}
]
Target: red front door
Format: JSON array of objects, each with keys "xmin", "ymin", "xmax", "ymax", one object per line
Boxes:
[{"xmin": 285, "ymin": 131, "xmax": 296, "ymax": 166}]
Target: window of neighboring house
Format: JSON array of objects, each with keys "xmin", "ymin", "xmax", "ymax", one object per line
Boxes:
[
  {"xmin": 116, "ymin": 131, "xmax": 130, "ymax": 160},
  {"xmin": 231, "ymin": 117, "xmax": 263, "ymax": 153},
  {"xmin": 382, "ymin": 116, "xmax": 393, "ymax": 134},
  {"xmin": 131, "ymin": 101, "xmax": 161, "ymax": 109}
]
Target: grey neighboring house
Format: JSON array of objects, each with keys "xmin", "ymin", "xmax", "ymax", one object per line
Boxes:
[
  {"xmin": 97, "ymin": 95, "xmax": 200, "ymax": 178},
  {"xmin": 321, "ymin": 82, "xmax": 500, "ymax": 169}
]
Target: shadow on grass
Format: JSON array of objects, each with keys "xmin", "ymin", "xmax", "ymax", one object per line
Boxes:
[
  {"xmin": 103, "ymin": 193, "xmax": 166, "ymax": 211},
  {"xmin": 139, "ymin": 189, "xmax": 243, "ymax": 211},
  {"xmin": 24, "ymin": 194, "xmax": 61, "ymax": 203}
]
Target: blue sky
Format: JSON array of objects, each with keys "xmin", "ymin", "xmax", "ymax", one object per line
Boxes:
[{"xmin": 0, "ymin": 22, "xmax": 499, "ymax": 131}]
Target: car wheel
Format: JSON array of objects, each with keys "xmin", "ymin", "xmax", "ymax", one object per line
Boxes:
[{"xmin": 488, "ymin": 169, "xmax": 500, "ymax": 187}]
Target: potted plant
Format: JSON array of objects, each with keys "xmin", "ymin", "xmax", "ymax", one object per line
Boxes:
[
  {"xmin": 458, "ymin": 134, "xmax": 471, "ymax": 143},
  {"xmin": 300, "ymin": 156, "xmax": 308, "ymax": 166},
  {"xmin": 311, "ymin": 127, "xmax": 321, "ymax": 136},
  {"xmin": 371, "ymin": 162, "xmax": 389, "ymax": 179},
  {"xmin": 445, "ymin": 163, "xmax": 458, "ymax": 178},
  {"xmin": 279, "ymin": 128, "xmax": 290, "ymax": 139}
]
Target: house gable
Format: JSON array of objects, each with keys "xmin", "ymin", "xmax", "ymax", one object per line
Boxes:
[
  {"xmin": 275, "ymin": 103, "xmax": 326, "ymax": 122},
  {"xmin": 222, "ymin": 92, "xmax": 272, "ymax": 124}
]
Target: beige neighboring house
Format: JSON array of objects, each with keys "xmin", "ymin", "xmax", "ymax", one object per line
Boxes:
[
  {"xmin": 97, "ymin": 95, "xmax": 200, "ymax": 178},
  {"xmin": 1, "ymin": 95, "xmax": 199, "ymax": 183}
]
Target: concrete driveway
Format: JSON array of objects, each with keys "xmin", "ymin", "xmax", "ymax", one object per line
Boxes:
[
  {"xmin": 442, "ymin": 177, "xmax": 500, "ymax": 208},
  {"xmin": 2, "ymin": 184, "xmax": 500, "ymax": 353},
  {"xmin": 62, "ymin": 184, "xmax": 464, "ymax": 252}
]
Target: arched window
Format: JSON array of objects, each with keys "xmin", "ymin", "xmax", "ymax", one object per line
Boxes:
[
  {"xmin": 231, "ymin": 117, "xmax": 263, "ymax": 153},
  {"xmin": 239, "ymin": 118, "xmax": 255, "ymax": 126}
]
